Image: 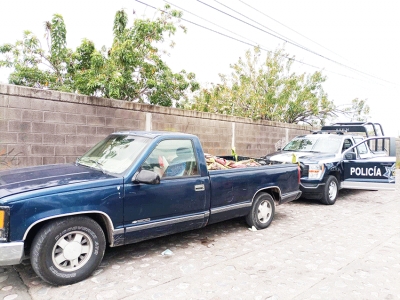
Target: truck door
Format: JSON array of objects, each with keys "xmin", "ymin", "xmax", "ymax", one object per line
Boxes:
[
  {"xmin": 341, "ymin": 137, "xmax": 396, "ymax": 190},
  {"xmin": 123, "ymin": 139, "xmax": 209, "ymax": 244}
]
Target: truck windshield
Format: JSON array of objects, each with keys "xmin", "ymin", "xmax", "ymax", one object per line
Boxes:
[
  {"xmin": 77, "ymin": 134, "xmax": 150, "ymax": 174},
  {"xmin": 283, "ymin": 137, "xmax": 342, "ymax": 153}
]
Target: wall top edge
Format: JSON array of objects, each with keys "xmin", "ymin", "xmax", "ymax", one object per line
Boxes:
[{"xmin": 0, "ymin": 83, "xmax": 313, "ymax": 130}]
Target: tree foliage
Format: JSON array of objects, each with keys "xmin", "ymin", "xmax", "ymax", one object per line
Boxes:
[
  {"xmin": 0, "ymin": 14, "xmax": 74, "ymax": 92},
  {"xmin": 335, "ymin": 98, "xmax": 370, "ymax": 122},
  {"xmin": 181, "ymin": 47, "xmax": 337, "ymax": 125},
  {"xmin": 0, "ymin": 6, "xmax": 199, "ymax": 106}
]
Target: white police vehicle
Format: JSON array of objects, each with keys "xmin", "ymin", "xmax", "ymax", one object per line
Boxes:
[{"xmin": 265, "ymin": 122, "xmax": 396, "ymax": 205}]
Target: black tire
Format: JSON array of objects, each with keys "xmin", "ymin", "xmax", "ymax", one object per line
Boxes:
[
  {"xmin": 320, "ymin": 175, "xmax": 339, "ymax": 205},
  {"xmin": 30, "ymin": 216, "xmax": 106, "ymax": 286},
  {"xmin": 246, "ymin": 193, "xmax": 275, "ymax": 230}
]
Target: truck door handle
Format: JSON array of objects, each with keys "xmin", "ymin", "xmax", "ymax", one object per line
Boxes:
[{"xmin": 195, "ymin": 184, "xmax": 205, "ymax": 191}]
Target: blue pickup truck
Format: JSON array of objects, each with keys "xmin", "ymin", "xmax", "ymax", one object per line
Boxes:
[
  {"xmin": 0, "ymin": 131, "xmax": 301, "ymax": 285},
  {"xmin": 265, "ymin": 122, "xmax": 396, "ymax": 205}
]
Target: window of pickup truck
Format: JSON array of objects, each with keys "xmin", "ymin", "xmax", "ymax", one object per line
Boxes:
[
  {"xmin": 141, "ymin": 139, "xmax": 199, "ymax": 178},
  {"xmin": 77, "ymin": 134, "xmax": 150, "ymax": 174}
]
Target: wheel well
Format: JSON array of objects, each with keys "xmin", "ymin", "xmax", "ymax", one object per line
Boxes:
[
  {"xmin": 23, "ymin": 213, "xmax": 111, "ymax": 257},
  {"xmin": 256, "ymin": 188, "xmax": 280, "ymax": 205},
  {"xmin": 328, "ymin": 171, "xmax": 341, "ymax": 186}
]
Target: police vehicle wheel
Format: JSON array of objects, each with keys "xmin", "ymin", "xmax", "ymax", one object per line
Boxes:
[
  {"xmin": 320, "ymin": 175, "xmax": 338, "ymax": 205},
  {"xmin": 246, "ymin": 193, "xmax": 275, "ymax": 229},
  {"xmin": 30, "ymin": 216, "xmax": 106, "ymax": 286}
]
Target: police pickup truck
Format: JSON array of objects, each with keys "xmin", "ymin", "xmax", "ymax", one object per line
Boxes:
[
  {"xmin": 0, "ymin": 131, "xmax": 301, "ymax": 285},
  {"xmin": 265, "ymin": 122, "xmax": 396, "ymax": 205}
]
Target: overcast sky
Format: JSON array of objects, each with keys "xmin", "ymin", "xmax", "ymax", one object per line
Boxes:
[{"xmin": 1, "ymin": 0, "xmax": 399, "ymax": 136}]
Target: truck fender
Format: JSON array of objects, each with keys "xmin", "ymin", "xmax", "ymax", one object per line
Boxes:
[
  {"xmin": 22, "ymin": 211, "xmax": 121, "ymax": 251},
  {"xmin": 252, "ymin": 187, "xmax": 282, "ymax": 206}
]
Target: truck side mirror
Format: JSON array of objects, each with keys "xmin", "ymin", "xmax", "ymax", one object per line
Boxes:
[
  {"xmin": 344, "ymin": 152, "xmax": 357, "ymax": 160},
  {"xmin": 133, "ymin": 170, "xmax": 160, "ymax": 185}
]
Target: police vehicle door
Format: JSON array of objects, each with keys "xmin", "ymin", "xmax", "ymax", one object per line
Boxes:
[{"xmin": 341, "ymin": 137, "xmax": 396, "ymax": 190}]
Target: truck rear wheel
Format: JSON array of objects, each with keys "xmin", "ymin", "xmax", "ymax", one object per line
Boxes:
[
  {"xmin": 30, "ymin": 216, "xmax": 106, "ymax": 286},
  {"xmin": 246, "ymin": 193, "xmax": 275, "ymax": 229},
  {"xmin": 320, "ymin": 175, "xmax": 339, "ymax": 205}
]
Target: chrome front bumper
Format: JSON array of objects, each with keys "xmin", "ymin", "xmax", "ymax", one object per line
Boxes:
[{"xmin": 0, "ymin": 241, "xmax": 24, "ymax": 265}]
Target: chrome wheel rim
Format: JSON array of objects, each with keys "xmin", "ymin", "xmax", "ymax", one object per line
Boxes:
[
  {"xmin": 52, "ymin": 231, "xmax": 93, "ymax": 272},
  {"xmin": 328, "ymin": 181, "xmax": 338, "ymax": 200},
  {"xmin": 257, "ymin": 200, "xmax": 272, "ymax": 223}
]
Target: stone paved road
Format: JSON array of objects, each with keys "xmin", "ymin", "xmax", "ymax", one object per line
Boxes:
[{"xmin": 1, "ymin": 171, "xmax": 399, "ymax": 300}]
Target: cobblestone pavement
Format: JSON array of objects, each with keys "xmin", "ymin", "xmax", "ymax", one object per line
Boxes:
[{"xmin": 1, "ymin": 171, "xmax": 399, "ymax": 300}]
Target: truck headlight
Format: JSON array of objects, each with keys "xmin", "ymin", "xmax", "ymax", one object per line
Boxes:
[
  {"xmin": 308, "ymin": 164, "xmax": 324, "ymax": 179},
  {"xmin": 0, "ymin": 207, "xmax": 10, "ymax": 242}
]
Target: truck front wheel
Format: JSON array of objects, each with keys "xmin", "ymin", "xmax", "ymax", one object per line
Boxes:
[
  {"xmin": 246, "ymin": 193, "xmax": 275, "ymax": 229},
  {"xmin": 30, "ymin": 216, "xmax": 106, "ymax": 286},
  {"xmin": 320, "ymin": 175, "xmax": 339, "ymax": 205}
]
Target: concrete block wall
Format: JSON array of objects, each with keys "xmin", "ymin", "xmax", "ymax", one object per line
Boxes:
[{"xmin": 0, "ymin": 84, "xmax": 311, "ymax": 169}]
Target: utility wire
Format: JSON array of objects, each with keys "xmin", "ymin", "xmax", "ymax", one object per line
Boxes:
[
  {"xmin": 213, "ymin": 0, "xmax": 311, "ymax": 52},
  {"xmin": 135, "ymin": 0, "xmax": 321, "ymax": 70},
  {"xmin": 197, "ymin": 0, "xmax": 394, "ymax": 84},
  {"xmin": 133, "ymin": 0, "xmax": 383, "ymax": 84},
  {"xmin": 134, "ymin": 0, "xmax": 259, "ymax": 48},
  {"xmin": 162, "ymin": 0, "xmax": 372, "ymax": 83},
  {"xmin": 238, "ymin": 0, "xmax": 391, "ymax": 86},
  {"xmin": 238, "ymin": 0, "xmax": 352, "ymax": 64},
  {"xmin": 215, "ymin": 0, "xmax": 390, "ymax": 87},
  {"xmin": 163, "ymin": 0, "xmax": 260, "ymax": 48}
]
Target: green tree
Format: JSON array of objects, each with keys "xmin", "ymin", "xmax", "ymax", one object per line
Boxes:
[
  {"xmin": 0, "ymin": 14, "xmax": 72, "ymax": 91},
  {"xmin": 180, "ymin": 47, "xmax": 335, "ymax": 125},
  {"xmin": 0, "ymin": 6, "xmax": 199, "ymax": 106},
  {"xmin": 336, "ymin": 98, "xmax": 370, "ymax": 122}
]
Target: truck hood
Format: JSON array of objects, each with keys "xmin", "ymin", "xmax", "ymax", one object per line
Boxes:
[
  {"xmin": 266, "ymin": 151, "xmax": 337, "ymax": 163},
  {"xmin": 0, "ymin": 164, "xmax": 116, "ymax": 199}
]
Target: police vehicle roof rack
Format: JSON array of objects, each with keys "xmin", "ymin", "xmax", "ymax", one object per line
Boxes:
[
  {"xmin": 311, "ymin": 130, "xmax": 345, "ymax": 135},
  {"xmin": 320, "ymin": 122, "xmax": 384, "ymax": 137}
]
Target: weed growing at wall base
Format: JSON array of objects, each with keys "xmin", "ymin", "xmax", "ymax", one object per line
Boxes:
[{"xmin": 0, "ymin": 148, "xmax": 19, "ymax": 169}]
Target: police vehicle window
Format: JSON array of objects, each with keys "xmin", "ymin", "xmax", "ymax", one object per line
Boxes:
[
  {"xmin": 342, "ymin": 139, "xmax": 354, "ymax": 152},
  {"xmin": 283, "ymin": 136, "xmax": 342, "ymax": 153},
  {"xmin": 312, "ymin": 138, "xmax": 342, "ymax": 153},
  {"xmin": 141, "ymin": 140, "xmax": 199, "ymax": 178},
  {"xmin": 356, "ymin": 142, "xmax": 368, "ymax": 155}
]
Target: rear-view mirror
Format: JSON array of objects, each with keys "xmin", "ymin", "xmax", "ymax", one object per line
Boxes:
[
  {"xmin": 133, "ymin": 170, "xmax": 160, "ymax": 185},
  {"xmin": 344, "ymin": 152, "xmax": 357, "ymax": 160}
]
